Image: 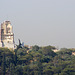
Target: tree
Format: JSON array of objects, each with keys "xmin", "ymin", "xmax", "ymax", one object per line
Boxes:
[
  {"xmin": 15, "ymin": 65, "xmax": 23, "ymax": 75},
  {"xmin": 14, "ymin": 39, "xmax": 22, "ymax": 66},
  {"xmin": 32, "ymin": 45, "xmax": 40, "ymax": 51},
  {"xmin": 41, "ymin": 46, "xmax": 56, "ymax": 57},
  {"xmin": 9, "ymin": 63, "xmax": 15, "ymax": 75},
  {"xmin": 2, "ymin": 52, "xmax": 6, "ymax": 75},
  {"xmin": 17, "ymin": 39, "xmax": 22, "ymax": 49}
]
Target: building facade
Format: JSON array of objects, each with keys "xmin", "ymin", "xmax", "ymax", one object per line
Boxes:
[{"xmin": 0, "ymin": 21, "xmax": 15, "ymax": 49}]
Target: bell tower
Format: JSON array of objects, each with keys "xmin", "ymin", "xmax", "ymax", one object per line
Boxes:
[{"xmin": 0, "ymin": 21, "xmax": 15, "ymax": 49}]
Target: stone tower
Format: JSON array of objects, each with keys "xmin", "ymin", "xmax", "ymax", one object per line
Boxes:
[{"xmin": 0, "ymin": 21, "xmax": 15, "ymax": 49}]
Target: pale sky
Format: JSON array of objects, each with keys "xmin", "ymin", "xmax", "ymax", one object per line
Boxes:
[{"xmin": 0, "ymin": 0, "xmax": 75, "ymax": 48}]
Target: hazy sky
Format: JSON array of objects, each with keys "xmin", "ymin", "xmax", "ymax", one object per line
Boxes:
[{"xmin": 0, "ymin": 0, "xmax": 75, "ymax": 48}]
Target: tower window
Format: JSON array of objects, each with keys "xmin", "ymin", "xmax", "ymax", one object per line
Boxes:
[
  {"xmin": 7, "ymin": 28, "xmax": 10, "ymax": 33},
  {"xmin": 1, "ymin": 29, "xmax": 4, "ymax": 34}
]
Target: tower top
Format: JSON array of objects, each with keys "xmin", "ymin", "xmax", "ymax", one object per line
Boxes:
[{"xmin": 2, "ymin": 21, "xmax": 11, "ymax": 25}]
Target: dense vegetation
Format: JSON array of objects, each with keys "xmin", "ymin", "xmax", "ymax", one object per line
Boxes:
[{"xmin": 0, "ymin": 45, "xmax": 75, "ymax": 75}]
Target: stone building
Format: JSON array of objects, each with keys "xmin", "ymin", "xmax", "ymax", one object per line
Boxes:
[{"xmin": 0, "ymin": 21, "xmax": 15, "ymax": 49}]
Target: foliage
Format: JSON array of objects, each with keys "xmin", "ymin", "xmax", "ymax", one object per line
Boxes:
[{"xmin": 0, "ymin": 46, "xmax": 75, "ymax": 75}]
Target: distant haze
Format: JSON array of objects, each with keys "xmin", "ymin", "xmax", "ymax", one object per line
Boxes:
[{"xmin": 0, "ymin": 0, "xmax": 75, "ymax": 48}]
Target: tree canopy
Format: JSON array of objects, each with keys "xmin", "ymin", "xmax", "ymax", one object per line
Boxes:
[{"xmin": 0, "ymin": 46, "xmax": 75, "ymax": 75}]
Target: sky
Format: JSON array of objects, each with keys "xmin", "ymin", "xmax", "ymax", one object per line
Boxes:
[{"xmin": 0, "ymin": 0, "xmax": 75, "ymax": 48}]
